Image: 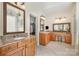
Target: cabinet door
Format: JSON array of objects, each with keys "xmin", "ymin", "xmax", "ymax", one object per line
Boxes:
[
  {"xmin": 65, "ymin": 34, "xmax": 72, "ymax": 44},
  {"xmin": 48, "ymin": 33, "xmax": 52, "ymax": 41},
  {"xmin": 30, "ymin": 43, "xmax": 35, "ymax": 56},
  {"xmin": 40, "ymin": 33, "xmax": 46, "ymax": 43},
  {"xmin": 51, "ymin": 33, "xmax": 56, "ymax": 41},
  {"xmin": 40, "ymin": 33, "xmax": 52, "ymax": 45},
  {"xmin": 25, "ymin": 42, "xmax": 35, "ymax": 56},
  {"xmin": 5, "ymin": 47, "xmax": 25, "ymax": 56},
  {"xmin": 25, "ymin": 45, "xmax": 30, "ymax": 56}
]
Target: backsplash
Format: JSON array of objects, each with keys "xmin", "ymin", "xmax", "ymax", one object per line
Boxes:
[{"xmin": 0, "ymin": 33, "xmax": 28, "ymax": 42}]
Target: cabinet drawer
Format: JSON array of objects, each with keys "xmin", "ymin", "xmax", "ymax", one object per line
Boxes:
[
  {"xmin": 0, "ymin": 42, "xmax": 17, "ymax": 55},
  {"xmin": 18, "ymin": 40, "xmax": 26, "ymax": 47},
  {"xmin": 5, "ymin": 47, "xmax": 25, "ymax": 56}
]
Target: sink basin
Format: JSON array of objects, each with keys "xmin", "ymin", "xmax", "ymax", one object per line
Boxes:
[{"xmin": 14, "ymin": 37, "xmax": 25, "ymax": 40}]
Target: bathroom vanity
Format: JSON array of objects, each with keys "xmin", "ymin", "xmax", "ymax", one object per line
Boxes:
[
  {"xmin": 51, "ymin": 32, "xmax": 72, "ymax": 44},
  {"xmin": 39, "ymin": 32, "xmax": 72, "ymax": 46},
  {"xmin": 0, "ymin": 3, "xmax": 36, "ymax": 56},
  {"xmin": 39, "ymin": 32, "xmax": 51, "ymax": 45},
  {"xmin": 0, "ymin": 36, "xmax": 36, "ymax": 56}
]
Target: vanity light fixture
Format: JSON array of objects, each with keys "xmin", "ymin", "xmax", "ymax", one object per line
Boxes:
[
  {"xmin": 59, "ymin": 17, "xmax": 62, "ymax": 20},
  {"xmin": 14, "ymin": 2, "xmax": 24, "ymax": 5},
  {"xmin": 56, "ymin": 17, "xmax": 66, "ymax": 21},
  {"xmin": 40, "ymin": 15, "xmax": 46, "ymax": 20},
  {"xmin": 14, "ymin": 2, "xmax": 25, "ymax": 9},
  {"xmin": 63, "ymin": 17, "xmax": 66, "ymax": 20}
]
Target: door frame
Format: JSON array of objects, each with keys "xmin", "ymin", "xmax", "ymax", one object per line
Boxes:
[{"xmin": 30, "ymin": 14, "xmax": 37, "ymax": 37}]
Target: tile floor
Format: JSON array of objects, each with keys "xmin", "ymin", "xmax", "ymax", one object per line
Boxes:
[{"xmin": 36, "ymin": 41, "xmax": 76, "ymax": 56}]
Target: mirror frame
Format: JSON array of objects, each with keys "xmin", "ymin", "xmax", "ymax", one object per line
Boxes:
[
  {"xmin": 3, "ymin": 2, "xmax": 25, "ymax": 35},
  {"xmin": 53, "ymin": 23, "xmax": 71, "ymax": 32}
]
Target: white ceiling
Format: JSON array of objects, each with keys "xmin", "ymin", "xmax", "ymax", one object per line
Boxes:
[{"xmin": 26, "ymin": 2, "xmax": 75, "ymax": 17}]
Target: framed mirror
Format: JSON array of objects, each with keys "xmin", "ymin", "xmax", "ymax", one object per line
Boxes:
[
  {"xmin": 53, "ymin": 23, "xmax": 70, "ymax": 32},
  {"xmin": 40, "ymin": 18, "xmax": 45, "ymax": 31},
  {"xmin": 3, "ymin": 2, "xmax": 25, "ymax": 34}
]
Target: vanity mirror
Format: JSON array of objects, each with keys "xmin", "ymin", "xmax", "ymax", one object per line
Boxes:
[
  {"xmin": 3, "ymin": 2, "xmax": 25, "ymax": 34},
  {"xmin": 53, "ymin": 23, "xmax": 71, "ymax": 32},
  {"xmin": 40, "ymin": 16, "xmax": 45, "ymax": 31}
]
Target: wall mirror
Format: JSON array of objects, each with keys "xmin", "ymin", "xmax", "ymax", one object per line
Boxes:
[
  {"xmin": 40, "ymin": 18, "xmax": 45, "ymax": 31},
  {"xmin": 53, "ymin": 23, "xmax": 71, "ymax": 32},
  {"xmin": 3, "ymin": 2, "xmax": 25, "ymax": 34},
  {"xmin": 40, "ymin": 16, "xmax": 45, "ymax": 31}
]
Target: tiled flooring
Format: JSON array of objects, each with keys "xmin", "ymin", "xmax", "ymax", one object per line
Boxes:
[{"xmin": 36, "ymin": 41, "xmax": 76, "ymax": 56}]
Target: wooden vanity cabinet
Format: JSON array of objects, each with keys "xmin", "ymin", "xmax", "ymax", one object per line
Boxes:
[
  {"xmin": 30, "ymin": 39, "xmax": 36, "ymax": 56},
  {"xmin": 0, "ymin": 37, "xmax": 36, "ymax": 56},
  {"xmin": 39, "ymin": 32, "xmax": 72, "ymax": 46},
  {"xmin": 17, "ymin": 38, "xmax": 36, "ymax": 56},
  {"xmin": 25, "ymin": 38, "xmax": 36, "ymax": 56},
  {"xmin": 39, "ymin": 32, "xmax": 57, "ymax": 45},
  {"xmin": 39, "ymin": 32, "xmax": 50, "ymax": 45},
  {"xmin": 5, "ymin": 47, "xmax": 25, "ymax": 56},
  {"xmin": 52, "ymin": 34, "xmax": 56, "ymax": 41},
  {"xmin": 39, "ymin": 33, "xmax": 46, "ymax": 45},
  {"xmin": 47, "ymin": 33, "xmax": 51, "ymax": 41},
  {"xmin": 18, "ymin": 39, "xmax": 26, "ymax": 48},
  {"xmin": 50, "ymin": 33, "xmax": 56, "ymax": 41},
  {"xmin": 25, "ymin": 43, "xmax": 35, "ymax": 56},
  {"xmin": 65, "ymin": 33, "xmax": 72, "ymax": 44},
  {"xmin": 17, "ymin": 39, "xmax": 27, "ymax": 56},
  {"xmin": 0, "ymin": 42, "xmax": 18, "ymax": 56}
]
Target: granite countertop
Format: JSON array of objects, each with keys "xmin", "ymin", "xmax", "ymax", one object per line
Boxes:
[{"xmin": 0, "ymin": 36, "xmax": 36, "ymax": 48}]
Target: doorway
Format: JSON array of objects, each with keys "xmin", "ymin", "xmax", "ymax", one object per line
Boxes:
[{"xmin": 30, "ymin": 14, "xmax": 36, "ymax": 36}]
